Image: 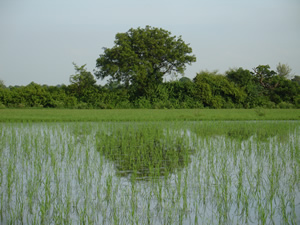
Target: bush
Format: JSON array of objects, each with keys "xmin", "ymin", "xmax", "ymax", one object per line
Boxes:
[
  {"xmin": 115, "ymin": 100, "xmax": 132, "ymax": 109},
  {"xmin": 278, "ymin": 102, "xmax": 295, "ymax": 109},
  {"xmin": 263, "ymin": 101, "xmax": 277, "ymax": 109},
  {"xmin": 152, "ymin": 100, "xmax": 174, "ymax": 109},
  {"xmin": 64, "ymin": 96, "xmax": 77, "ymax": 108},
  {"xmin": 75, "ymin": 102, "xmax": 89, "ymax": 109},
  {"xmin": 134, "ymin": 97, "xmax": 152, "ymax": 108},
  {"xmin": 17, "ymin": 103, "xmax": 26, "ymax": 108},
  {"xmin": 51, "ymin": 100, "xmax": 65, "ymax": 108},
  {"xmin": 222, "ymin": 100, "xmax": 235, "ymax": 109},
  {"xmin": 33, "ymin": 104, "xmax": 44, "ymax": 109},
  {"xmin": 210, "ymin": 96, "xmax": 225, "ymax": 109},
  {"xmin": 94, "ymin": 101, "xmax": 108, "ymax": 109},
  {"xmin": 0, "ymin": 102, "xmax": 5, "ymax": 109},
  {"xmin": 294, "ymin": 96, "xmax": 300, "ymax": 108}
]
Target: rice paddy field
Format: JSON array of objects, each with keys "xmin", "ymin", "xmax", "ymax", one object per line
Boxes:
[
  {"xmin": 0, "ymin": 108, "xmax": 299, "ymax": 122},
  {"xmin": 0, "ymin": 109, "xmax": 299, "ymax": 224}
]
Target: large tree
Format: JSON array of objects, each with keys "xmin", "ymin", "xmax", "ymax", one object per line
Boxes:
[{"xmin": 95, "ymin": 26, "xmax": 196, "ymax": 97}]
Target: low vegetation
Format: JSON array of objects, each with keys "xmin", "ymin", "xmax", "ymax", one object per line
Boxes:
[
  {"xmin": 0, "ymin": 108, "xmax": 299, "ymax": 122},
  {"xmin": 0, "ymin": 121, "xmax": 299, "ymax": 224}
]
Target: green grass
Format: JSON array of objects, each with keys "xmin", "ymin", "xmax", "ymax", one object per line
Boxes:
[{"xmin": 0, "ymin": 108, "xmax": 299, "ymax": 122}]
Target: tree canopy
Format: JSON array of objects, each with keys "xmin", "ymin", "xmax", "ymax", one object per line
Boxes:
[
  {"xmin": 95, "ymin": 26, "xmax": 196, "ymax": 97},
  {"xmin": 69, "ymin": 63, "xmax": 96, "ymax": 90},
  {"xmin": 276, "ymin": 63, "xmax": 292, "ymax": 78}
]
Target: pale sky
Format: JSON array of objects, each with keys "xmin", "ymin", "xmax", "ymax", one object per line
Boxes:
[{"xmin": 1, "ymin": 0, "xmax": 299, "ymax": 86}]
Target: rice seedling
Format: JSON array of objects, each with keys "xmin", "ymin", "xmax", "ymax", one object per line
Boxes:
[{"xmin": 0, "ymin": 120, "xmax": 299, "ymax": 224}]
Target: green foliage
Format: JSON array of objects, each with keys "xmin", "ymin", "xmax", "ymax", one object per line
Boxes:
[
  {"xmin": 95, "ymin": 26, "xmax": 196, "ymax": 97},
  {"xmin": 179, "ymin": 77, "xmax": 192, "ymax": 83},
  {"xmin": 134, "ymin": 97, "xmax": 152, "ymax": 109},
  {"xmin": 0, "ymin": 102, "xmax": 5, "ymax": 109},
  {"xmin": 19, "ymin": 82, "xmax": 51, "ymax": 107},
  {"xmin": 276, "ymin": 63, "xmax": 292, "ymax": 78},
  {"xmin": 0, "ymin": 80, "xmax": 5, "ymax": 89},
  {"xmin": 69, "ymin": 63, "xmax": 97, "ymax": 102},
  {"xmin": 225, "ymin": 67, "xmax": 267, "ymax": 108},
  {"xmin": 269, "ymin": 76, "xmax": 299, "ymax": 104},
  {"xmin": 225, "ymin": 65, "xmax": 300, "ymax": 108},
  {"xmin": 226, "ymin": 67, "xmax": 253, "ymax": 87},
  {"xmin": 278, "ymin": 102, "xmax": 295, "ymax": 109},
  {"xmin": 165, "ymin": 80, "xmax": 199, "ymax": 108},
  {"xmin": 0, "ymin": 87, "xmax": 12, "ymax": 106},
  {"xmin": 252, "ymin": 65, "xmax": 278, "ymax": 90},
  {"xmin": 193, "ymin": 71, "xmax": 246, "ymax": 108},
  {"xmin": 294, "ymin": 96, "xmax": 300, "ymax": 108},
  {"xmin": 291, "ymin": 75, "xmax": 300, "ymax": 85}
]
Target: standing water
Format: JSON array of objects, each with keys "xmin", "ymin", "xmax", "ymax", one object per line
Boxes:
[{"xmin": 0, "ymin": 121, "xmax": 299, "ymax": 224}]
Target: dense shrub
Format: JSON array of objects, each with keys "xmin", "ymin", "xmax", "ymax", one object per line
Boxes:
[{"xmin": 278, "ymin": 102, "xmax": 295, "ymax": 109}]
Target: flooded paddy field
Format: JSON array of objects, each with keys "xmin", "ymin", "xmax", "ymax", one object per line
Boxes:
[{"xmin": 0, "ymin": 121, "xmax": 299, "ymax": 224}]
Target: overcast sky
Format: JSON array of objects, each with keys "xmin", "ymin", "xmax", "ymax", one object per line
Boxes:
[{"xmin": 1, "ymin": 0, "xmax": 299, "ymax": 86}]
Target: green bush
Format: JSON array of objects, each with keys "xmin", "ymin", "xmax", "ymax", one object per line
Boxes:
[
  {"xmin": 222, "ymin": 100, "xmax": 235, "ymax": 109},
  {"xmin": 294, "ymin": 96, "xmax": 300, "ymax": 108},
  {"xmin": 115, "ymin": 100, "xmax": 132, "ymax": 109},
  {"xmin": 263, "ymin": 101, "xmax": 277, "ymax": 109},
  {"xmin": 51, "ymin": 100, "xmax": 65, "ymax": 108},
  {"xmin": 0, "ymin": 102, "xmax": 5, "ymax": 109},
  {"xmin": 17, "ymin": 103, "xmax": 26, "ymax": 108},
  {"xmin": 94, "ymin": 101, "xmax": 108, "ymax": 109},
  {"xmin": 76, "ymin": 102, "xmax": 90, "ymax": 109},
  {"xmin": 278, "ymin": 101, "xmax": 295, "ymax": 109},
  {"xmin": 134, "ymin": 97, "xmax": 152, "ymax": 108}
]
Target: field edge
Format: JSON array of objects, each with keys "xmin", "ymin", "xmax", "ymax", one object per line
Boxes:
[{"xmin": 0, "ymin": 108, "xmax": 299, "ymax": 122}]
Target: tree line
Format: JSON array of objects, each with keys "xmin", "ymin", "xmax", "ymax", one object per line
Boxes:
[
  {"xmin": 1, "ymin": 26, "xmax": 299, "ymax": 109},
  {"xmin": 0, "ymin": 64, "xmax": 299, "ymax": 109}
]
